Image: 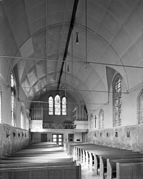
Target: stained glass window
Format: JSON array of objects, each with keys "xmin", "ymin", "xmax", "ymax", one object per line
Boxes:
[
  {"xmin": 99, "ymin": 109, "xmax": 104, "ymax": 129},
  {"xmin": 48, "ymin": 95, "xmax": 67, "ymax": 115},
  {"xmin": 138, "ymin": 90, "xmax": 143, "ymax": 124},
  {"xmin": 11, "ymin": 73, "xmax": 14, "ymax": 87},
  {"xmin": 11, "ymin": 91, "xmax": 15, "ymax": 126},
  {"xmin": 112, "ymin": 74, "xmax": 122, "ymax": 127},
  {"xmin": 55, "ymin": 95, "xmax": 61, "ymax": 115},
  {"xmin": 0, "ymin": 91, "xmax": 1, "ymax": 123},
  {"xmin": 21, "ymin": 111, "xmax": 24, "ymax": 129},
  {"xmin": 49, "ymin": 96, "xmax": 53, "ymax": 115},
  {"xmin": 11, "ymin": 73, "xmax": 16, "ymax": 126},
  {"xmin": 62, "ymin": 97, "xmax": 66, "ymax": 115}
]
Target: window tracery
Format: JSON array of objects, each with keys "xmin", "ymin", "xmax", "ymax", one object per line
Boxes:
[
  {"xmin": 99, "ymin": 109, "xmax": 104, "ymax": 129},
  {"xmin": 11, "ymin": 72, "xmax": 16, "ymax": 126},
  {"xmin": 62, "ymin": 97, "xmax": 66, "ymax": 115},
  {"xmin": 0, "ymin": 90, "xmax": 1, "ymax": 123},
  {"xmin": 48, "ymin": 95, "xmax": 67, "ymax": 116},
  {"xmin": 112, "ymin": 74, "xmax": 122, "ymax": 127},
  {"xmin": 138, "ymin": 89, "xmax": 143, "ymax": 124},
  {"xmin": 49, "ymin": 96, "xmax": 53, "ymax": 115},
  {"xmin": 55, "ymin": 95, "xmax": 61, "ymax": 115}
]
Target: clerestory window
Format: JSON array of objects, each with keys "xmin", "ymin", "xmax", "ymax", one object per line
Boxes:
[
  {"xmin": 11, "ymin": 72, "xmax": 16, "ymax": 126},
  {"xmin": 62, "ymin": 97, "xmax": 66, "ymax": 115},
  {"xmin": 48, "ymin": 95, "xmax": 67, "ymax": 115},
  {"xmin": 0, "ymin": 90, "xmax": 1, "ymax": 123},
  {"xmin": 112, "ymin": 74, "xmax": 122, "ymax": 127},
  {"xmin": 49, "ymin": 96, "xmax": 53, "ymax": 115},
  {"xmin": 55, "ymin": 95, "xmax": 61, "ymax": 115},
  {"xmin": 138, "ymin": 89, "xmax": 143, "ymax": 124},
  {"xmin": 99, "ymin": 109, "xmax": 104, "ymax": 129}
]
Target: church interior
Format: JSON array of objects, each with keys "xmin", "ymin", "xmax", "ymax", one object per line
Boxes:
[{"xmin": 0, "ymin": 0, "xmax": 143, "ymax": 178}]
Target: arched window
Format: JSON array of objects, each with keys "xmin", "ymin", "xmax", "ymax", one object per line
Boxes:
[
  {"xmin": 55, "ymin": 95, "xmax": 61, "ymax": 115},
  {"xmin": 138, "ymin": 89, "xmax": 143, "ymax": 124},
  {"xmin": 99, "ymin": 109, "xmax": 104, "ymax": 129},
  {"xmin": 95, "ymin": 115, "xmax": 97, "ymax": 128},
  {"xmin": 49, "ymin": 96, "xmax": 53, "ymax": 115},
  {"xmin": 21, "ymin": 111, "xmax": 24, "ymax": 129},
  {"xmin": 0, "ymin": 90, "xmax": 1, "ymax": 123},
  {"xmin": 48, "ymin": 95, "xmax": 67, "ymax": 116},
  {"xmin": 112, "ymin": 74, "xmax": 122, "ymax": 127},
  {"xmin": 11, "ymin": 91, "xmax": 15, "ymax": 126},
  {"xmin": 62, "ymin": 97, "xmax": 67, "ymax": 115},
  {"xmin": 11, "ymin": 73, "xmax": 16, "ymax": 126},
  {"xmin": 11, "ymin": 73, "xmax": 15, "ymax": 87}
]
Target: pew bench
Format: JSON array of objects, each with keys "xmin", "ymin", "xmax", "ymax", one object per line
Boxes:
[
  {"xmin": 75, "ymin": 144, "xmax": 136, "ymax": 168},
  {"xmin": 73, "ymin": 143, "xmax": 143, "ymax": 179},
  {"xmin": 0, "ymin": 163, "xmax": 81, "ymax": 179},
  {"xmin": 66, "ymin": 142, "xmax": 84, "ymax": 157},
  {"xmin": 99, "ymin": 152, "xmax": 143, "ymax": 179},
  {"xmin": 116, "ymin": 162, "xmax": 143, "ymax": 179},
  {"xmin": 0, "ymin": 160, "xmax": 76, "ymax": 169},
  {"xmin": 107, "ymin": 158, "xmax": 143, "ymax": 179}
]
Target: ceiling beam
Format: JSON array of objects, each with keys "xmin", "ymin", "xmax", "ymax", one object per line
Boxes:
[{"xmin": 57, "ymin": 0, "xmax": 79, "ymax": 89}]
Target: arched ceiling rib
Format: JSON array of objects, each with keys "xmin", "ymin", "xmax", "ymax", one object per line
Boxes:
[{"xmin": 2, "ymin": 0, "xmax": 143, "ymax": 112}]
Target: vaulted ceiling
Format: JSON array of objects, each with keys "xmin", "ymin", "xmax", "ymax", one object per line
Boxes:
[{"xmin": 1, "ymin": 0, "xmax": 143, "ymax": 112}]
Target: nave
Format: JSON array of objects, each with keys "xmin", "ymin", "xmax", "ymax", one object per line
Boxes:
[{"xmin": 1, "ymin": 0, "xmax": 143, "ymax": 178}]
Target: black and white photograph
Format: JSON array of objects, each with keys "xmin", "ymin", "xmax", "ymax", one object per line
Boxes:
[{"xmin": 0, "ymin": 0, "xmax": 143, "ymax": 178}]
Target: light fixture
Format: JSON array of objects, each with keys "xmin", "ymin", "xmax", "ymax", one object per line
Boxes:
[{"xmin": 76, "ymin": 32, "xmax": 79, "ymax": 44}]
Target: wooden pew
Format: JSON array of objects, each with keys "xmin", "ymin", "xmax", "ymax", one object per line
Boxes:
[
  {"xmin": 100, "ymin": 153, "xmax": 143, "ymax": 178},
  {"xmin": 116, "ymin": 162, "xmax": 143, "ymax": 179},
  {"xmin": 0, "ymin": 160, "xmax": 75, "ymax": 169},
  {"xmin": 66, "ymin": 142, "xmax": 83, "ymax": 157},
  {"xmin": 100, "ymin": 156, "xmax": 107, "ymax": 178},
  {"xmin": 74, "ymin": 144, "xmax": 110, "ymax": 175},
  {"xmin": 99, "ymin": 151, "xmax": 143, "ymax": 179},
  {"xmin": 0, "ymin": 142, "xmax": 81, "ymax": 179},
  {"xmin": 73, "ymin": 143, "xmax": 143, "ymax": 179},
  {"xmin": 0, "ymin": 164, "xmax": 81, "ymax": 179},
  {"xmin": 74, "ymin": 144, "xmax": 133, "ymax": 169},
  {"xmin": 107, "ymin": 158, "xmax": 143, "ymax": 179}
]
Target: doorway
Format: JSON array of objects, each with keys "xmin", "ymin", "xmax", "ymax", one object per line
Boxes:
[
  {"xmin": 41, "ymin": 133, "xmax": 47, "ymax": 142},
  {"xmin": 68, "ymin": 134, "xmax": 74, "ymax": 142},
  {"xmin": 52, "ymin": 134, "xmax": 63, "ymax": 146}
]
